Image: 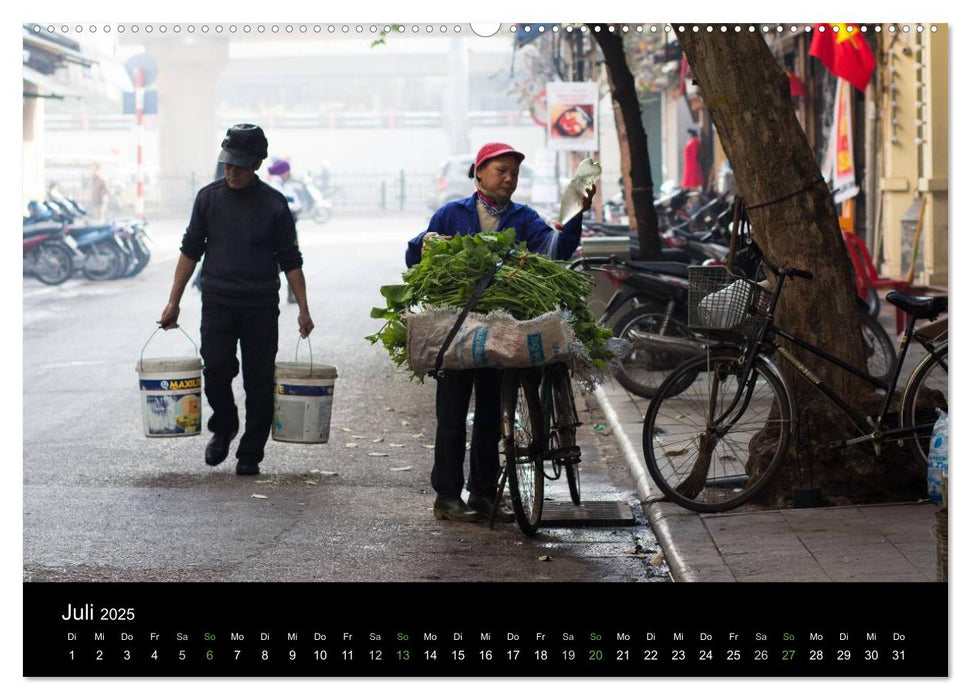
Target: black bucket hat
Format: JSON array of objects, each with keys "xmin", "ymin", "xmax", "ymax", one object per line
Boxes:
[{"xmin": 217, "ymin": 123, "xmax": 269, "ymax": 168}]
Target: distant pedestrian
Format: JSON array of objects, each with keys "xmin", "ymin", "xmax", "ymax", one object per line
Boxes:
[
  {"xmin": 267, "ymin": 159, "xmax": 303, "ymax": 221},
  {"xmin": 681, "ymin": 128, "xmax": 703, "ymax": 190},
  {"xmin": 267, "ymin": 158, "xmax": 302, "ymax": 303},
  {"xmin": 90, "ymin": 164, "xmax": 109, "ymax": 220}
]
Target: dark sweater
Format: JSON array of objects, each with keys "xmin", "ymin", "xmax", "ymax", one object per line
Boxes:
[{"xmin": 181, "ymin": 176, "xmax": 303, "ymax": 307}]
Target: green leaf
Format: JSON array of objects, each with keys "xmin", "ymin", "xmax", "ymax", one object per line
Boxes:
[{"xmin": 380, "ymin": 284, "xmax": 412, "ymax": 305}]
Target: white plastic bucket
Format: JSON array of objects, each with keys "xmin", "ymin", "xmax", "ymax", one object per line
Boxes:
[
  {"xmin": 137, "ymin": 357, "xmax": 203, "ymax": 437},
  {"xmin": 137, "ymin": 327, "xmax": 203, "ymax": 438},
  {"xmin": 272, "ymin": 361, "xmax": 338, "ymax": 443}
]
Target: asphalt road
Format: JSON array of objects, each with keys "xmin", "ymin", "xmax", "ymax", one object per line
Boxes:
[{"xmin": 22, "ymin": 213, "xmax": 668, "ymax": 583}]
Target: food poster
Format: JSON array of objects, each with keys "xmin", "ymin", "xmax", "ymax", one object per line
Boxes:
[{"xmin": 547, "ymin": 81, "xmax": 599, "ymax": 151}]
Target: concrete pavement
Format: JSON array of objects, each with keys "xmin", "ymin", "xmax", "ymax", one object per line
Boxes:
[{"xmin": 594, "ymin": 377, "xmax": 945, "ymax": 583}]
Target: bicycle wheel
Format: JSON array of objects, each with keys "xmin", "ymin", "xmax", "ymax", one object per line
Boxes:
[
  {"xmin": 642, "ymin": 350, "xmax": 794, "ymax": 512},
  {"xmin": 547, "ymin": 365, "xmax": 581, "ymax": 505},
  {"xmin": 612, "ymin": 306, "xmax": 698, "ymax": 398},
  {"xmin": 901, "ymin": 340, "xmax": 948, "ymax": 467},
  {"xmin": 502, "ymin": 369, "xmax": 545, "ymax": 535},
  {"xmin": 859, "ymin": 310, "xmax": 895, "ymax": 383}
]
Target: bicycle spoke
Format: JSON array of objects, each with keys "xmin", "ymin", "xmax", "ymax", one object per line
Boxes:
[{"xmin": 503, "ymin": 370, "xmax": 544, "ymax": 535}]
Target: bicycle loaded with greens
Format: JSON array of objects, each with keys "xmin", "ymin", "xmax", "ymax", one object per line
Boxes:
[
  {"xmin": 642, "ymin": 257, "xmax": 947, "ymax": 513},
  {"xmin": 403, "ymin": 244, "xmax": 597, "ymax": 537}
]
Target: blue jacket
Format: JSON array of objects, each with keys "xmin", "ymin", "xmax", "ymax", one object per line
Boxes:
[{"xmin": 406, "ymin": 194, "xmax": 582, "ymax": 268}]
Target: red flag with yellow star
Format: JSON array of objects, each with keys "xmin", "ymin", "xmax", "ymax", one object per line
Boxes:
[{"xmin": 809, "ymin": 24, "xmax": 876, "ymax": 92}]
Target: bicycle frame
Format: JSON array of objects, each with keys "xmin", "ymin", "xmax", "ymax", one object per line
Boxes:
[
  {"xmin": 491, "ymin": 363, "xmax": 581, "ymax": 531},
  {"xmin": 720, "ymin": 266, "xmax": 946, "ymax": 451},
  {"xmin": 540, "ymin": 363, "xmax": 581, "ymax": 478}
]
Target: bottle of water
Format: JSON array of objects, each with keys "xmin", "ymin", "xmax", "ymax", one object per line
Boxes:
[{"xmin": 927, "ymin": 410, "xmax": 948, "ymax": 504}]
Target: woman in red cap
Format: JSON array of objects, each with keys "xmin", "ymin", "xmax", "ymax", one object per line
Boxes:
[{"xmin": 406, "ymin": 142, "xmax": 595, "ymax": 523}]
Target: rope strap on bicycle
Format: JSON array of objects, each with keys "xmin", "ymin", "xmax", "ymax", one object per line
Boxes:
[
  {"xmin": 745, "ymin": 177, "xmax": 827, "ymax": 211},
  {"xmin": 432, "ymin": 259, "xmax": 506, "ymax": 376}
]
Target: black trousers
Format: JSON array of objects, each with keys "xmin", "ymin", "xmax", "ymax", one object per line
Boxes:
[
  {"xmin": 431, "ymin": 369, "xmax": 502, "ymax": 499},
  {"xmin": 200, "ymin": 302, "xmax": 279, "ymax": 463}
]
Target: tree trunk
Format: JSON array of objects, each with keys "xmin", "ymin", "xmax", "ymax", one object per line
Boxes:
[
  {"xmin": 589, "ymin": 26, "xmax": 663, "ymax": 260},
  {"xmin": 676, "ymin": 30, "xmax": 913, "ymax": 503}
]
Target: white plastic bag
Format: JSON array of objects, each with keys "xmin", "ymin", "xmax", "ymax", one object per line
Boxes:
[
  {"xmin": 558, "ymin": 158, "xmax": 602, "ymax": 224},
  {"xmin": 697, "ymin": 280, "xmax": 754, "ymax": 330},
  {"xmin": 926, "ymin": 409, "xmax": 948, "ymax": 504}
]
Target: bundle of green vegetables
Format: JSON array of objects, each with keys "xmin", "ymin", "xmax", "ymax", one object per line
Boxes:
[{"xmin": 366, "ymin": 229, "xmax": 613, "ymax": 379}]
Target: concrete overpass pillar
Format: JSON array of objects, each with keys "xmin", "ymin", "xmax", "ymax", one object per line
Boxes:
[
  {"xmin": 445, "ymin": 37, "xmax": 470, "ymax": 155},
  {"xmin": 144, "ymin": 36, "xmax": 229, "ymax": 215}
]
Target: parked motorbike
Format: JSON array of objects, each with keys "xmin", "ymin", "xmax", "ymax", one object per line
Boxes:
[
  {"xmin": 23, "ymin": 214, "xmax": 80, "ymax": 285},
  {"xmin": 293, "ymin": 177, "xmax": 333, "ymax": 225},
  {"xmin": 581, "ymin": 221, "xmax": 693, "ymax": 264},
  {"xmin": 114, "ymin": 218, "xmax": 152, "ymax": 277},
  {"xmin": 26, "ymin": 198, "xmax": 131, "ymax": 281},
  {"xmin": 602, "ymin": 183, "xmax": 710, "ymax": 229},
  {"xmin": 571, "ymin": 255, "xmax": 694, "ymax": 397},
  {"xmin": 46, "ymin": 190, "xmax": 151, "ymax": 278}
]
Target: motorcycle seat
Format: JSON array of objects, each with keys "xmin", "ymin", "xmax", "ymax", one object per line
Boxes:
[
  {"xmin": 23, "ymin": 221, "xmax": 64, "ymax": 238},
  {"xmin": 624, "ymin": 259, "xmax": 690, "ymax": 277}
]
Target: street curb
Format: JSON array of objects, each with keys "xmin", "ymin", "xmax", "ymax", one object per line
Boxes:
[{"xmin": 592, "ymin": 385, "xmax": 734, "ymax": 583}]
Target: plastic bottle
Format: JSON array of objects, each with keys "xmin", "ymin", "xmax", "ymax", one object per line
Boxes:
[{"xmin": 926, "ymin": 410, "xmax": 948, "ymax": 504}]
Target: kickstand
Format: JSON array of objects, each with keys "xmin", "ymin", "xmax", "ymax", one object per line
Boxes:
[{"xmin": 490, "ymin": 468, "xmax": 508, "ymax": 530}]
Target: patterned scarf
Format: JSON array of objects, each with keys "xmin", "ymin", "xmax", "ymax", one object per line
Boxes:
[{"xmin": 476, "ymin": 190, "xmax": 509, "ymax": 218}]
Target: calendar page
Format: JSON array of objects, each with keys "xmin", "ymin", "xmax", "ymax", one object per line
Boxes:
[{"xmin": 20, "ymin": 3, "xmax": 953, "ymax": 689}]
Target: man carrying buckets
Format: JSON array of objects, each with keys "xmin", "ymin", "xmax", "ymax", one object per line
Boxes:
[{"xmin": 158, "ymin": 124, "xmax": 314, "ymax": 476}]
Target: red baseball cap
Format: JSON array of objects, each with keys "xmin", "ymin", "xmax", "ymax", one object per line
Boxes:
[{"xmin": 474, "ymin": 142, "xmax": 525, "ymax": 171}]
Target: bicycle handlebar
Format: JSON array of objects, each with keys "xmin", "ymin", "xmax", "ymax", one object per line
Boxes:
[{"xmin": 568, "ymin": 255, "xmax": 620, "ymax": 271}]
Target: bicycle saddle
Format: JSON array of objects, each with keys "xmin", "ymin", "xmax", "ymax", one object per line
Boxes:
[{"xmin": 885, "ymin": 290, "xmax": 948, "ymax": 320}]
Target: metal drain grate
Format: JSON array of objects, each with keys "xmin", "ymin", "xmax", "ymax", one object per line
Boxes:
[{"xmin": 540, "ymin": 501, "xmax": 635, "ymax": 527}]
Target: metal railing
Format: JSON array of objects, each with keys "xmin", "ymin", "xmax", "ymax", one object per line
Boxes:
[
  {"xmin": 320, "ymin": 171, "xmax": 434, "ymax": 212},
  {"xmin": 37, "ymin": 167, "xmax": 436, "ymax": 217}
]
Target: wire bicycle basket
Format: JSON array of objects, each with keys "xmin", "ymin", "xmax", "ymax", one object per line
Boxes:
[{"xmin": 687, "ymin": 266, "xmax": 770, "ymax": 341}]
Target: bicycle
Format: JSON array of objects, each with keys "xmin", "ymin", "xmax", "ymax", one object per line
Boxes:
[
  {"xmin": 491, "ymin": 361, "xmax": 583, "ymax": 536},
  {"xmin": 641, "ymin": 259, "xmax": 947, "ymax": 513},
  {"xmin": 573, "ymin": 255, "xmax": 895, "ymax": 398}
]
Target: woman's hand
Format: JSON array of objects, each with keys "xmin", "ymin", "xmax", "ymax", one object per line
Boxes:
[
  {"xmin": 421, "ymin": 232, "xmax": 453, "ymax": 253},
  {"xmin": 581, "ymin": 184, "xmax": 597, "ymax": 212}
]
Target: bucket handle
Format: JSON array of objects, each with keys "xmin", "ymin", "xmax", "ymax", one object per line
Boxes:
[
  {"xmin": 295, "ymin": 336, "xmax": 313, "ymax": 372},
  {"xmin": 139, "ymin": 326, "xmax": 200, "ymax": 372}
]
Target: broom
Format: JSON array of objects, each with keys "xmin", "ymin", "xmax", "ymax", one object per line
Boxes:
[
  {"xmin": 675, "ymin": 368, "xmax": 722, "ymax": 499},
  {"xmin": 676, "ymin": 430, "xmax": 718, "ymax": 500}
]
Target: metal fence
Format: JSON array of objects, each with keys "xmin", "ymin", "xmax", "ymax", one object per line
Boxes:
[
  {"xmin": 322, "ymin": 171, "xmax": 434, "ymax": 212},
  {"xmin": 38, "ymin": 167, "xmax": 435, "ymax": 218}
]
